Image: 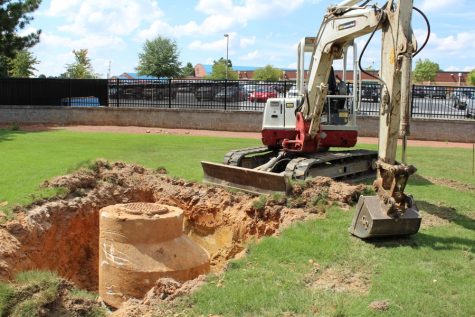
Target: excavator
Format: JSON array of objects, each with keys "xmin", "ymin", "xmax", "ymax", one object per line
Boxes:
[{"xmin": 202, "ymin": 0, "xmax": 429, "ymax": 238}]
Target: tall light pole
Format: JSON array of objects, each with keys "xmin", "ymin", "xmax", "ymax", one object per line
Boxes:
[{"xmin": 224, "ymin": 34, "xmax": 229, "ymax": 80}]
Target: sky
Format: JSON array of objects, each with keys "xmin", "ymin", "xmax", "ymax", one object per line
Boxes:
[{"xmin": 21, "ymin": 0, "xmax": 475, "ymax": 77}]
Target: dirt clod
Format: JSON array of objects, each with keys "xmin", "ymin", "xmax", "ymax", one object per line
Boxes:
[{"xmin": 368, "ymin": 300, "xmax": 390, "ymax": 311}]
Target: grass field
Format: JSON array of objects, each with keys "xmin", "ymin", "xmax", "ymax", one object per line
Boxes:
[{"xmin": 0, "ymin": 128, "xmax": 474, "ymax": 316}]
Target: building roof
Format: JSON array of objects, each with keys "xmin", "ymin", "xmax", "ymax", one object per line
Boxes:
[
  {"xmin": 197, "ymin": 64, "xmax": 295, "ymax": 74},
  {"xmin": 113, "ymin": 73, "xmax": 159, "ymax": 80}
]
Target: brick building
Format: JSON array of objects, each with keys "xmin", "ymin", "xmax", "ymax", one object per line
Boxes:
[{"xmin": 194, "ymin": 64, "xmax": 471, "ymax": 86}]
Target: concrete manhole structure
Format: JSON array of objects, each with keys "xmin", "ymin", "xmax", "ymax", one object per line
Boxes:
[{"xmin": 99, "ymin": 203, "xmax": 210, "ymax": 308}]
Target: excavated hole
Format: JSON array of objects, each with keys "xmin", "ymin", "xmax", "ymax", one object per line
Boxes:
[
  {"xmin": 0, "ymin": 161, "xmax": 366, "ymax": 295},
  {"xmin": 1, "ymin": 188, "xmax": 156, "ymax": 291}
]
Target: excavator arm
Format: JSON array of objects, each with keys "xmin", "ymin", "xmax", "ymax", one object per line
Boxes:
[
  {"xmin": 349, "ymin": 0, "xmax": 422, "ymax": 238},
  {"xmin": 287, "ymin": 0, "xmax": 422, "ymax": 238}
]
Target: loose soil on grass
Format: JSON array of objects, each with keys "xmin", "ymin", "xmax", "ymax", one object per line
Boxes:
[
  {"xmin": 424, "ymin": 176, "xmax": 475, "ymax": 192},
  {"xmin": 304, "ymin": 265, "xmax": 371, "ymax": 294},
  {"xmin": 0, "ymin": 161, "xmax": 367, "ymax": 314}
]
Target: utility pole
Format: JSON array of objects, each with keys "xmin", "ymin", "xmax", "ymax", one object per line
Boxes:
[
  {"xmin": 224, "ymin": 34, "xmax": 229, "ymax": 80},
  {"xmin": 107, "ymin": 60, "xmax": 111, "ymax": 79}
]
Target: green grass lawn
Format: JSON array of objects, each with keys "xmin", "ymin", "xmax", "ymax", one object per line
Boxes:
[{"xmin": 0, "ymin": 128, "xmax": 474, "ymax": 316}]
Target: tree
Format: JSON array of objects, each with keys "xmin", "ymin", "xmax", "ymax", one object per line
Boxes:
[
  {"xmin": 253, "ymin": 65, "xmax": 282, "ymax": 81},
  {"xmin": 208, "ymin": 57, "xmax": 238, "ymax": 80},
  {"xmin": 413, "ymin": 59, "xmax": 440, "ymax": 83},
  {"xmin": 8, "ymin": 50, "xmax": 38, "ymax": 77},
  {"xmin": 466, "ymin": 70, "xmax": 475, "ymax": 86},
  {"xmin": 181, "ymin": 62, "xmax": 195, "ymax": 77},
  {"xmin": 365, "ymin": 64, "xmax": 375, "ymax": 71},
  {"xmin": 136, "ymin": 36, "xmax": 181, "ymax": 78},
  {"xmin": 61, "ymin": 49, "xmax": 97, "ymax": 79},
  {"xmin": 0, "ymin": 0, "xmax": 42, "ymax": 77}
]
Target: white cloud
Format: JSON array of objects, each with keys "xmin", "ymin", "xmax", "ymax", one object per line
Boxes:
[
  {"xmin": 188, "ymin": 33, "xmax": 237, "ymax": 51},
  {"xmin": 140, "ymin": 0, "xmax": 306, "ymax": 40},
  {"xmin": 193, "ymin": 0, "xmax": 305, "ymax": 34},
  {"xmin": 240, "ymin": 50, "xmax": 259, "ymax": 61},
  {"xmin": 46, "ymin": 0, "xmax": 163, "ymax": 36},
  {"xmin": 240, "ymin": 36, "xmax": 256, "ymax": 48},
  {"xmin": 446, "ymin": 65, "xmax": 475, "ymax": 72},
  {"xmin": 189, "ymin": 39, "xmax": 227, "ymax": 51},
  {"xmin": 287, "ymin": 62, "xmax": 297, "ymax": 69},
  {"xmin": 137, "ymin": 21, "xmax": 201, "ymax": 41},
  {"xmin": 33, "ymin": 32, "xmax": 126, "ymax": 76},
  {"xmin": 40, "ymin": 32, "xmax": 125, "ymax": 51},
  {"xmin": 418, "ymin": 0, "xmax": 453, "ymax": 12},
  {"xmin": 429, "ymin": 32, "xmax": 475, "ymax": 52}
]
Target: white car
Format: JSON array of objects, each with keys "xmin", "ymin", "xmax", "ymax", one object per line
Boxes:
[
  {"xmin": 286, "ymin": 85, "xmax": 299, "ymax": 98},
  {"xmin": 448, "ymin": 90, "xmax": 471, "ymax": 110},
  {"xmin": 465, "ymin": 99, "xmax": 475, "ymax": 118}
]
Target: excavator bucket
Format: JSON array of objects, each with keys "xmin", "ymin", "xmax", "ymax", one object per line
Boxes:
[
  {"xmin": 349, "ymin": 196, "xmax": 421, "ymax": 239},
  {"xmin": 201, "ymin": 161, "xmax": 291, "ymax": 195}
]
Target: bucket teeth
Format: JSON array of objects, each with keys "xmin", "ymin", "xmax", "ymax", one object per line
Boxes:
[{"xmin": 349, "ymin": 196, "xmax": 421, "ymax": 239}]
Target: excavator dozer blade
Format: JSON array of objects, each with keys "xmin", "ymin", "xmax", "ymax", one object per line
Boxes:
[
  {"xmin": 349, "ymin": 196, "xmax": 421, "ymax": 239},
  {"xmin": 201, "ymin": 161, "xmax": 291, "ymax": 195}
]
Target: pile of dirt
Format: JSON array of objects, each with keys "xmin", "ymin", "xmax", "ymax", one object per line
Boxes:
[
  {"xmin": 0, "ymin": 160, "xmax": 367, "ymax": 309},
  {"xmin": 111, "ymin": 275, "xmax": 207, "ymax": 317}
]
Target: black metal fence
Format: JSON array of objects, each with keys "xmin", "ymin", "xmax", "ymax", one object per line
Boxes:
[
  {"xmin": 108, "ymin": 79, "xmax": 292, "ymax": 111},
  {"xmin": 354, "ymin": 82, "xmax": 475, "ymax": 119},
  {"xmin": 0, "ymin": 78, "xmax": 108, "ymax": 106},
  {"xmin": 1, "ymin": 78, "xmax": 474, "ymax": 119}
]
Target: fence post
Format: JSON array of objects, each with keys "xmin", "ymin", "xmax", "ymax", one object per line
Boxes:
[
  {"xmin": 68, "ymin": 79, "xmax": 72, "ymax": 107},
  {"xmin": 224, "ymin": 80, "xmax": 227, "ymax": 110},
  {"xmin": 116, "ymin": 79, "xmax": 120, "ymax": 108},
  {"xmin": 170, "ymin": 79, "xmax": 173, "ymax": 108},
  {"xmin": 284, "ymin": 81, "xmax": 287, "ymax": 98}
]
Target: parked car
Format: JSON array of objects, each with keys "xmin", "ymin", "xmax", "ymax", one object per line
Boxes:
[
  {"xmin": 286, "ymin": 85, "xmax": 299, "ymax": 98},
  {"xmin": 466, "ymin": 102, "xmax": 475, "ymax": 118},
  {"xmin": 214, "ymin": 87, "xmax": 248, "ymax": 102},
  {"xmin": 194, "ymin": 86, "xmax": 220, "ymax": 101},
  {"xmin": 429, "ymin": 86, "xmax": 447, "ymax": 99},
  {"xmin": 249, "ymin": 87, "xmax": 278, "ymax": 102},
  {"xmin": 412, "ymin": 86, "xmax": 427, "ymax": 98},
  {"xmin": 272, "ymin": 83, "xmax": 287, "ymax": 93},
  {"xmin": 241, "ymin": 84, "xmax": 257, "ymax": 95},
  {"xmin": 361, "ymin": 84, "xmax": 379, "ymax": 102},
  {"xmin": 448, "ymin": 89, "xmax": 470, "ymax": 110},
  {"xmin": 119, "ymin": 86, "xmax": 142, "ymax": 100},
  {"xmin": 143, "ymin": 85, "xmax": 177, "ymax": 100}
]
